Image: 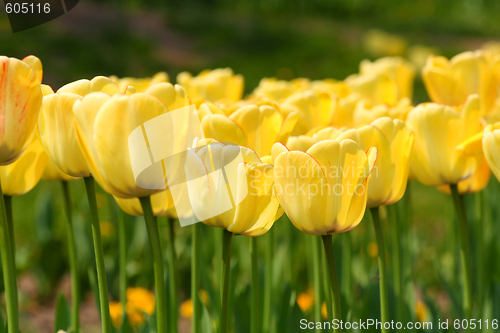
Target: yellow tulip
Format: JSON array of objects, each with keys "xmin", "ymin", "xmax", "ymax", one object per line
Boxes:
[
  {"xmin": 114, "ymin": 190, "xmax": 175, "ymax": 217},
  {"xmin": 362, "ymin": 29, "xmax": 407, "ymax": 57},
  {"xmin": 334, "ymin": 117, "xmax": 414, "ymax": 208},
  {"xmin": 309, "ymin": 79, "xmax": 351, "ymax": 97},
  {"xmin": 352, "ymin": 98, "xmax": 413, "ymax": 127},
  {"xmin": 286, "ymin": 135, "xmax": 316, "ymax": 152},
  {"xmin": 211, "ymin": 99, "xmax": 281, "ymax": 118},
  {"xmin": 201, "ymin": 104, "xmax": 298, "ymax": 157},
  {"xmin": 126, "ymin": 287, "xmax": 155, "ymax": 327},
  {"xmin": 186, "ymin": 141, "xmax": 283, "ymax": 236},
  {"xmin": 109, "ymin": 287, "xmax": 156, "ymax": 328},
  {"xmin": 251, "ymin": 77, "xmax": 309, "ymax": 102},
  {"xmin": 0, "ymin": 137, "xmax": 49, "ymax": 196},
  {"xmin": 406, "ymin": 94, "xmax": 484, "ymax": 186},
  {"xmin": 286, "ymin": 127, "xmax": 344, "ymax": 152},
  {"xmin": 42, "ymin": 158, "xmax": 75, "ymax": 182},
  {"xmin": 483, "ymin": 122, "xmax": 500, "ymax": 181},
  {"xmin": 177, "ymin": 68, "xmax": 243, "ymax": 105},
  {"xmin": 109, "ymin": 302, "xmax": 123, "ymax": 328},
  {"xmin": 438, "ymin": 156, "xmax": 490, "ymax": 194},
  {"xmin": 251, "ymin": 77, "xmax": 350, "ymax": 105},
  {"xmin": 482, "ymin": 41, "xmax": 500, "ymax": 57},
  {"xmin": 346, "ymin": 56, "xmax": 415, "ymax": 106},
  {"xmin": 57, "ymin": 76, "xmax": 128, "ymax": 95},
  {"xmin": 38, "ymin": 77, "xmax": 133, "ymax": 178},
  {"xmin": 296, "ymin": 288, "xmax": 315, "ymax": 312},
  {"xmin": 280, "ymin": 90, "xmax": 335, "ymax": 135},
  {"xmin": 72, "ymin": 89, "xmax": 184, "ymax": 198},
  {"xmin": 271, "ymin": 139, "xmax": 377, "ymax": 235},
  {"xmin": 422, "ymin": 50, "xmax": 500, "ymax": 119},
  {"xmin": 110, "ymin": 72, "xmax": 169, "ymax": 92},
  {"xmin": 0, "ymin": 55, "xmax": 43, "ymax": 165}
]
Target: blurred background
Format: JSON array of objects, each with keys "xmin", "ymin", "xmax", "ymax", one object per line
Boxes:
[{"xmin": 1, "ymin": 0, "xmax": 500, "ymax": 332}]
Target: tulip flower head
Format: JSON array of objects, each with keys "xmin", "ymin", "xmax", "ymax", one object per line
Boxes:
[
  {"xmin": 271, "ymin": 139, "xmax": 377, "ymax": 235},
  {"xmin": 406, "ymin": 94, "xmax": 484, "ymax": 187},
  {"xmin": 251, "ymin": 77, "xmax": 310, "ymax": 102},
  {"xmin": 72, "ymin": 83, "xmax": 188, "ymax": 198},
  {"xmin": 109, "ymin": 287, "xmax": 156, "ymax": 328},
  {"xmin": 422, "ymin": 50, "xmax": 500, "ymax": 120},
  {"xmin": 483, "ymin": 122, "xmax": 500, "ymax": 181},
  {"xmin": 280, "ymin": 90, "xmax": 336, "ymax": 135},
  {"xmin": 437, "ymin": 156, "xmax": 491, "ymax": 194},
  {"xmin": 335, "ymin": 117, "xmax": 414, "ymax": 208},
  {"xmin": 346, "ymin": 56, "xmax": 415, "ymax": 106},
  {"xmin": 109, "ymin": 72, "xmax": 169, "ymax": 92},
  {"xmin": 186, "ymin": 140, "xmax": 283, "ymax": 236},
  {"xmin": 42, "ymin": 158, "xmax": 76, "ymax": 182},
  {"xmin": 38, "ymin": 76, "xmax": 134, "ymax": 178},
  {"xmin": 177, "ymin": 68, "xmax": 244, "ymax": 106},
  {"xmin": 0, "ymin": 55, "xmax": 43, "ymax": 165},
  {"xmin": 352, "ymin": 98, "xmax": 413, "ymax": 127},
  {"xmin": 200, "ymin": 103, "xmax": 298, "ymax": 157},
  {"xmin": 114, "ymin": 189, "xmax": 175, "ymax": 217},
  {"xmin": 0, "ymin": 137, "xmax": 49, "ymax": 196},
  {"xmin": 362, "ymin": 29, "xmax": 408, "ymax": 57}
]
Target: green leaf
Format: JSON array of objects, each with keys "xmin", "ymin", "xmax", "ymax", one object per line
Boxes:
[
  {"xmin": 35, "ymin": 192, "xmax": 54, "ymax": 245},
  {"xmin": 200, "ymin": 297, "xmax": 215, "ymax": 333},
  {"xmin": 0, "ymin": 308, "xmax": 5, "ymax": 333},
  {"xmin": 140, "ymin": 320, "xmax": 151, "ymax": 333},
  {"xmin": 54, "ymin": 292, "xmax": 71, "ymax": 333},
  {"xmin": 120, "ymin": 312, "xmax": 134, "ymax": 333},
  {"xmin": 87, "ymin": 267, "xmax": 101, "ymax": 317},
  {"xmin": 146, "ymin": 310, "xmax": 157, "ymax": 333},
  {"xmin": 109, "ymin": 321, "xmax": 118, "ymax": 333}
]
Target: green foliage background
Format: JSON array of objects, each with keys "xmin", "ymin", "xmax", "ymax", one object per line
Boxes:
[{"xmin": 1, "ymin": 0, "xmax": 500, "ymax": 331}]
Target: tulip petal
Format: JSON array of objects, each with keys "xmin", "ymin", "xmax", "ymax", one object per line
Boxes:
[
  {"xmin": 22, "ymin": 55, "xmax": 43, "ymax": 82},
  {"xmin": 276, "ymin": 111, "xmax": 299, "ymax": 145},
  {"xmin": 274, "ymin": 149, "xmax": 329, "ymax": 235},
  {"xmin": 0, "ymin": 56, "xmax": 43, "ymax": 164},
  {"xmin": 0, "ymin": 138, "xmax": 49, "ymax": 195},
  {"xmin": 91, "ymin": 93, "xmax": 170, "ymax": 198},
  {"xmin": 271, "ymin": 142, "xmax": 289, "ymax": 164},
  {"xmin": 39, "ymin": 92, "xmax": 91, "ymax": 177},
  {"xmin": 202, "ymin": 114, "xmax": 248, "ymax": 147},
  {"xmin": 229, "ymin": 105, "xmax": 282, "ymax": 157}
]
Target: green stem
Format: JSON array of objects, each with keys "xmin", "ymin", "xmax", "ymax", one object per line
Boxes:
[
  {"xmin": 341, "ymin": 233, "xmax": 353, "ymax": 311},
  {"xmin": 214, "ymin": 226, "xmax": 223, "ymax": 286},
  {"xmin": 0, "ymin": 187, "xmax": 18, "ymax": 333},
  {"xmin": 220, "ymin": 229, "xmax": 233, "ymax": 333},
  {"xmin": 4, "ymin": 196, "xmax": 14, "ymax": 265},
  {"xmin": 83, "ymin": 176, "xmax": 111, "ymax": 333},
  {"xmin": 165, "ymin": 217, "xmax": 178, "ymax": 333},
  {"xmin": 61, "ymin": 181, "xmax": 80, "ymax": 333},
  {"xmin": 117, "ymin": 208, "xmax": 127, "ymax": 314},
  {"xmin": 450, "ymin": 184, "xmax": 473, "ymax": 319},
  {"xmin": 388, "ymin": 204, "xmax": 403, "ymax": 323},
  {"xmin": 250, "ymin": 237, "xmax": 259, "ymax": 333},
  {"xmin": 322, "ymin": 248, "xmax": 333, "ymax": 321},
  {"xmin": 139, "ymin": 196, "xmax": 167, "ymax": 333},
  {"xmin": 321, "ymin": 235, "xmax": 341, "ymax": 333},
  {"xmin": 370, "ymin": 207, "xmax": 389, "ymax": 332},
  {"xmin": 312, "ymin": 236, "xmax": 322, "ymax": 327},
  {"xmin": 475, "ymin": 191, "xmax": 485, "ymax": 316},
  {"xmin": 262, "ymin": 227, "xmax": 274, "ymax": 333},
  {"xmin": 191, "ymin": 223, "xmax": 200, "ymax": 333}
]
